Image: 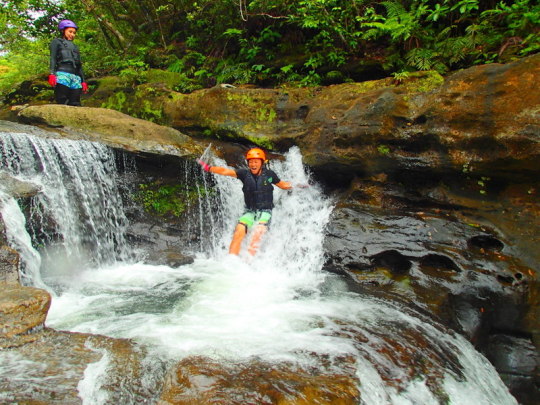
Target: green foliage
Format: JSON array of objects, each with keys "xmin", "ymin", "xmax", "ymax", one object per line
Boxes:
[
  {"xmin": 215, "ymin": 61, "xmax": 256, "ymax": 85},
  {"xmin": 0, "ymin": 36, "xmax": 49, "ymax": 96},
  {"xmin": 377, "ymin": 144, "xmax": 391, "ymax": 155},
  {"xmin": 135, "ymin": 183, "xmax": 202, "ymax": 218},
  {"xmin": 101, "ymin": 91, "xmax": 127, "ymax": 111},
  {"xmin": 138, "ymin": 99, "xmax": 163, "ymax": 123},
  {"xmin": 0, "ymin": 0, "xmax": 538, "ymax": 93}
]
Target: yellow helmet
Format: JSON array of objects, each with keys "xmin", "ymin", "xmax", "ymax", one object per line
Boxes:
[{"xmin": 245, "ymin": 147, "xmax": 266, "ymax": 161}]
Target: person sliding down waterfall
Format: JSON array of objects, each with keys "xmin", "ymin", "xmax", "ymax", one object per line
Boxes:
[{"xmin": 198, "ymin": 147, "xmax": 304, "ymax": 256}]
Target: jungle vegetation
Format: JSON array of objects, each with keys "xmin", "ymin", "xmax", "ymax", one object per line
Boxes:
[{"xmin": 0, "ymin": 0, "xmax": 538, "ymax": 96}]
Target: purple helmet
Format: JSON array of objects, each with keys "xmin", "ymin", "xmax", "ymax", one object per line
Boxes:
[{"xmin": 58, "ymin": 19, "xmax": 78, "ymax": 31}]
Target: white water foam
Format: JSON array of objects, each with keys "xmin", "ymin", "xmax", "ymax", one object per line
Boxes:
[{"xmin": 77, "ymin": 344, "xmax": 111, "ymax": 405}]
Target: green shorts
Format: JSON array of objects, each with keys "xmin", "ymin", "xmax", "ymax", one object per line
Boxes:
[{"xmin": 238, "ymin": 210, "xmax": 272, "ymax": 229}]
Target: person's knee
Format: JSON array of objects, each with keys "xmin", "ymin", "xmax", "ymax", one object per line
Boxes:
[
  {"xmin": 232, "ymin": 224, "xmax": 247, "ymax": 239},
  {"xmin": 253, "ymin": 224, "xmax": 267, "ymax": 236}
]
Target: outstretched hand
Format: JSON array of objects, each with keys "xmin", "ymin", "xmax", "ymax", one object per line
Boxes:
[{"xmin": 197, "ymin": 159, "xmax": 211, "ymax": 172}]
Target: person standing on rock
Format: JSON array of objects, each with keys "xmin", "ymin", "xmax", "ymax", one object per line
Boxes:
[
  {"xmin": 48, "ymin": 19, "xmax": 88, "ymax": 106},
  {"xmin": 198, "ymin": 147, "xmax": 300, "ymax": 256}
]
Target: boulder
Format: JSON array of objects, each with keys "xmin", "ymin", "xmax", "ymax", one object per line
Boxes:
[
  {"xmin": 16, "ymin": 104, "xmax": 205, "ymax": 158},
  {"xmin": 0, "ymin": 285, "xmax": 50, "ymax": 338},
  {"xmin": 159, "ymin": 356, "xmax": 359, "ymax": 405}
]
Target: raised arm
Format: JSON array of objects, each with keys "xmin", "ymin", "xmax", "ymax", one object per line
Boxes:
[
  {"xmin": 197, "ymin": 159, "xmax": 237, "ymax": 177},
  {"xmin": 209, "ymin": 166, "xmax": 237, "ymax": 177}
]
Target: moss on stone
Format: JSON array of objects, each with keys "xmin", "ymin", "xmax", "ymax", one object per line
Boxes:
[
  {"xmin": 401, "ymin": 71, "xmax": 445, "ymax": 93},
  {"xmin": 244, "ymin": 135, "xmax": 274, "ymax": 150},
  {"xmin": 146, "ymin": 69, "xmax": 184, "ymax": 90},
  {"xmin": 134, "ymin": 182, "xmax": 202, "ymax": 218},
  {"xmin": 224, "ymin": 92, "xmax": 277, "ymax": 123}
]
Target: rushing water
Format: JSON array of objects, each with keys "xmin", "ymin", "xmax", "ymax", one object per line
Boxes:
[{"xmin": 0, "ymin": 126, "xmax": 517, "ymax": 404}]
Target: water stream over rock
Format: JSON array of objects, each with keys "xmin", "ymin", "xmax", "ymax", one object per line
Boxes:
[{"xmin": 0, "ymin": 124, "xmax": 525, "ymax": 404}]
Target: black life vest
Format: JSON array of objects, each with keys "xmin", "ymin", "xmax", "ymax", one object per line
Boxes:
[
  {"xmin": 56, "ymin": 39, "xmax": 82, "ymax": 72},
  {"xmin": 239, "ymin": 168, "xmax": 277, "ymax": 210}
]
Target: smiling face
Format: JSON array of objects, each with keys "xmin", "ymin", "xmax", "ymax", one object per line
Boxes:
[
  {"xmin": 247, "ymin": 158, "xmax": 263, "ymax": 175},
  {"xmin": 63, "ymin": 27, "xmax": 77, "ymax": 41}
]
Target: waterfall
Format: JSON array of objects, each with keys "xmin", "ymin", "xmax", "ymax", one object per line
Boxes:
[
  {"xmin": 0, "ymin": 126, "xmax": 517, "ymax": 404},
  {"xmin": 0, "ymin": 127, "xmax": 130, "ymax": 286},
  {"xmin": 0, "ymin": 189, "xmax": 44, "ymax": 287}
]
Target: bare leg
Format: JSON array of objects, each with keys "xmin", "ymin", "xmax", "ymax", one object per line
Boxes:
[
  {"xmin": 248, "ymin": 224, "xmax": 267, "ymax": 256},
  {"xmin": 229, "ymin": 224, "xmax": 247, "ymax": 255}
]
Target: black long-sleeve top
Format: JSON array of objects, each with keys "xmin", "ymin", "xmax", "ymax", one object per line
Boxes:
[{"xmin": 49, "ymin": 38, "xmax": 85, "ymax": 81}]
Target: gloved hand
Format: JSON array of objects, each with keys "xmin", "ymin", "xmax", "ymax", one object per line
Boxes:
[
  {"xmin": 81, "ymin": 82, "xmax": 88, "ymax": 93},
  {"xmin": 48, "ymin": 74, "xmax": 57, "ymax": 87},
  {"xmin": 197, "ymin": 159, "xmax": 212, "ymax": 172}
]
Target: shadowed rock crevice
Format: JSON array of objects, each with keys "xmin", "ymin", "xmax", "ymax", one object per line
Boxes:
[
  {"xmin": 370, "ymin": 250, "xmax": 412, "ymax": 275},
  {"xmin": 468, "ymin": 235, "xmax": 505, "ymax": 252},
  {"xmin": 419, "ymin": 254, "xmax": 461, "ymax": 273}
]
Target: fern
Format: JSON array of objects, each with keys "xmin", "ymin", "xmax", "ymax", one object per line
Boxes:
[
  {"xmin": 380, "ymin": 1, "xmax": 422, "ymax": 41},
  {"xmin": 382, "ymin": 1, "xmax": 407, "ymax": 19},
  {"xmin": 406, "ymin": 48, "xmax": 446, "ymax": 72},
  {"xmin": 216, "ymin": 62, "xmax": 254, "ymax": 85}
]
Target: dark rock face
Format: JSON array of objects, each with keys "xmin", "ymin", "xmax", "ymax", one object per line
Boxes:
[
  {"xmin": 483, "ymin": 334, "xmax": 539, "ymax": 405},
  {"xmin": 322, "ymin": 194, "xmax": 538, "ymax": 404}
]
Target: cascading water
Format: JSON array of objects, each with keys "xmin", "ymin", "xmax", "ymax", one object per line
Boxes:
[
  {"xmin": 0, "ymin": 127, "xmax": 131, "ymax": 286},
  {"xmin": 0, "ymin": 126, "xmax": 517, "ymax": 404}
]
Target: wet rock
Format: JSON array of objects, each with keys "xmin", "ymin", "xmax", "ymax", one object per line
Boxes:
[
  {"xmin": 0, "ymin": 329, "xmax": 166, "ymax": 404},
  {"xmin": 0, "ymin": 285, "xmax": 50, "ymax": 338},
  {"xmin": 323, "ymin": 204, "xmax": 535, "ymax": 337},
  {"xmin": 419, "ymin": 254, "xmax": 461, "ymax": 273},
  {"xmin": 159, "ymin": 356, "xmax": 360, "ymax": 405},
  {"xmin": 485, "ymin": 334, "xmax": 537, "ymax": 375},
  {"xmin": 483, "ymin": 334, "xmax": 539, "ymax": 405},
  {"xmin": 145, "ymin": 248, "xmax": 195, "ymax": 268},
  {"xmin": 467, "ymin": 235, "xmax": 505, "ymax": 252},
  {"xmin": 0, "ymin": 284, "xmax": 165, "ymax": 404},
  {"xmin": 447, "ymin": 294, "xmax": 484, "ymax": 341},
  {"xmin": 0, "ymin": 245, "xmax": 19, "ymax": 284},
  {"xmin": 371, "ymin": 250, "xmax": 412, "ymax": 275},
  {"xmin": 0, "ymin": 171, "xmax": 42, "ymax": 198}
]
